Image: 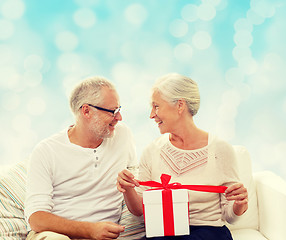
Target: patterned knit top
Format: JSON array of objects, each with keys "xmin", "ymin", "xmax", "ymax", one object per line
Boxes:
[
  {"xmin": 138, "ymin": 133, "xmax": 239, "ymax": 226},
  {"xmin": 160, "ymin": 142, "xmax": 208, "ymax": 176}
]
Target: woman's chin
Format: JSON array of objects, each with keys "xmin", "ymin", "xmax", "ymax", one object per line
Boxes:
[{"xmin": 158, "ymin": 126, "xmax": 166, "ymax": 134}]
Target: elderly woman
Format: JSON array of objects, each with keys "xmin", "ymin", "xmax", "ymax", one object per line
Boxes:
[{"xmin": 117, "ymin": 73, "xmax": 248, "ymax": 240}]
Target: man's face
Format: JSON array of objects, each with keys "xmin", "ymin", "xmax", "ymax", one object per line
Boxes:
[{"xmin": 89, "ymin": 87, "xmax": 122, "ymax": 139}]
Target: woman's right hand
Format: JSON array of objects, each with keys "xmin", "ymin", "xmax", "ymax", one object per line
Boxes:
[{"xmin": 117, "ymin": 169, "xmax": 140, "ymax": 193}]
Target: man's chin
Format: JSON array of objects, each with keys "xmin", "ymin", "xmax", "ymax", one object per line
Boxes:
[
  {"xmin": 103, "ymin": 128, "xmax": 115, "ymax": 139},
  {"xmin": 104, "ymin": 132, "xmax": 114, "ymax": 138}
]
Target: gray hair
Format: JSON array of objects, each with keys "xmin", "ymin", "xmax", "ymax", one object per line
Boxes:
[
  {"xmin": 69, "ymin": 76, "xmax": 116, "ymax": 117},
  {"xmin": 152, "ymin": 73, "xmax": 200, "ymax": 116}
]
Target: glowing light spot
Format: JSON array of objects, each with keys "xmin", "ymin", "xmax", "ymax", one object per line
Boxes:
[
  {"xmin": 215, "ymin": 89, "xmax": 241, "ymax": 140},
  {"xmin": 216, "ymin": 0, "xmax": 228, "ymax": 11},
  {"xmin": 0, "ymin": 66, "xmax": 20, "ymax": 89},
  {"xmin": 234, "ymin": 18, "xmax": 253, "ymax": 32},
  {"xmin": 234, "ymin": 30, "xmax": 253, "ymax": 47},
  {"xmin": 142, "ymin": 42, "xmax": 173, "ymax": 70},
  {"xmin": 24, "ymin": 55, "xmax": 44, "ymax": 71},
  {"xmin": 246, "ymin": 9, "xmax": 265, "ymax": 25},
  {"xmin": 12, "ymin": 114, "xmax": 31, "ymax": 132},
  {"xmin": 202, "ymin": 0, "xmax": 221, "ymax": 6},
  {"xmin": 27, "ymin": 97, "xmax": 46, "ymax": 116},
  {"xmin": 250, "ymin": 0, "xmax": 275, "ymax": 18},
  {"xmin": 197, "ymin": 3, "xmax": 216, "ymax": 21},
  {"xmin": 57, "ymin": 53, "xmax": 81, "ymax": 73},
  {"xmin": 174, "ymin": 43, "xmax": 193, "ymax": 62},
  {"xmin": 125, "ymin": 4, "xmax": 147, "ymax": 26},
  {"xmin": 1, "ymin": 93, "xmax": 20, "ymax": 111},
  {"xmin": 1, "ymin": 0, "xmax": 25, "ymax": 20},
  {"xmin": 225, "ymin": 68, "xmax": 244, "ymax": 86},
  {"xmin": 73, "ymin": 8, "xmax": 96, "ymax": 28},
  {"xmin": 0, "ymin": 19, "xmax": 14, "ymax": 40},
  {"xmin": 169, "ymin": 19, "xmax": 188, "ymax": 38},
  {"xmin": 232, "ymin": 46, "xmax": 252, "ymax": 62},
  {"xmin": 74, "ymin": 0, "xmax": 99, "ymax": 7},
  {"xmin": 63, "ymin": 75, "xmax": 82, "ymax": 98},
  {"xmin": 55, "ymin": 31, "xmax": 78, "ymax": 52},
  {"xmin": 249, "ymin": 72, "xmax": 271, "ymax": 94},
  {"xmin": 263, "ymin": 53, "xmax": 283, "ymax": 71},
  {"xmin": 111, "ymin": 62, "xmax": 139, "ymax": 85},
  {"xmin": 238, "ymin": 57, "xmax": 258, "ymax": 75},
  {"xmin": 192, "ymin": 31, "xmax": 212, "ymax": 50},
  {"xmin": 24, "ymin": 71, "xmax": 43, "ymax": 87},
  {"xmin": 181, "ymin": 4, "xmax": 198, "ymax": 22}
]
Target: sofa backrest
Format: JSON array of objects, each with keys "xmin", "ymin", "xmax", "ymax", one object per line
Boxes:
[{"xmin": 227, "ymin": 145, "xmax": 259, "ymax": 231}]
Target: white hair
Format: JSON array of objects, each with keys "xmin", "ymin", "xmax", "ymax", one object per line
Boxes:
[
  {"xmin": 152, "ymin": 73, "xmax": 200, "ymax": 116},
  {"xmin": 69, "ymin": 76, "xmax": 116, "ymax": 117}
]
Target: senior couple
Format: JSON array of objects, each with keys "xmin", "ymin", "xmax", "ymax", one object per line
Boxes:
[{"xmin": 25, "ymin": 73, "xmax": 248, "ymax": 240}]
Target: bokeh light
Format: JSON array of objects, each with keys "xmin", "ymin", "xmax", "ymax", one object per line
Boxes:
[
  {"xmin": 125, "ymin": 4, "xmax": 147, "ymax": 26},
  {"xmin": 73, "ymin": 8, "xmax": 96, "ymax": 28},
  {"xmin": 169, "ymin": 19, "xmax": 188, "ymax": 38},
  {"xmin": 192, "ymin": 31, "xmax": 212, "ymax": 50},
  {"xmin": 0, "ymin": 0, "xmax": 285, "ymax": 181},
  {"xmin": 1, "ymin": 0, "xmax": 25, "ymax": 20}
]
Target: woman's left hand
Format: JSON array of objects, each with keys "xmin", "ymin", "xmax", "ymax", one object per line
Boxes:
[{"xmin": 225, "ymin": 183, "xmax": 248, "ymax": 216}]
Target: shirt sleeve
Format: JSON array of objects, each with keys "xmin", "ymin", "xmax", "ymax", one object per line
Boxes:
[
  {"xmin": 24, "ymin": 142, "xmax": 54, "ymax": 222},
  {"xmin": 215, "ymin": 139, "xmax": 240, "ymax": 224}
]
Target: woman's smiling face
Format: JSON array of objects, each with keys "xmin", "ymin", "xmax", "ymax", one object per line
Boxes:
[{"xmin": 150, "ymin": 91, "xmax": 179, "ymax": 134}]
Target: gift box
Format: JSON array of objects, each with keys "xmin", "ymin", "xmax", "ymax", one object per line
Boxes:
[
  {"xmin": 143, "ymin": 188, "xmax": 190, "ymax": 237},
  {"xmin": 139, "ymin": 174, "xmax": 227, "ymax": 238}
]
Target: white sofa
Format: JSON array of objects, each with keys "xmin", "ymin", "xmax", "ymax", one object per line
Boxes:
[
  {"xmin": 0, "ymin": 146, "xmax": 286, "ymax": 240},
  {"xmin": 226, "ymin": 146, "xmax": 286, "ymax": 240}
]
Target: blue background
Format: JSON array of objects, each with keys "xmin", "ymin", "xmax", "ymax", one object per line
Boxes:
[{"xmin": 0, "ymin": 0, "xmax": 285, "ymax": 180}]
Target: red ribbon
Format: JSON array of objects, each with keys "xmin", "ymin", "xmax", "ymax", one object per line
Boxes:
[
  {"xmin": 140, "ymin": 174, "xmax": 227, "ymax": 236},
  {"xmin": 138, "ymin": 174, "xmax": 227, "ymax": 193}
]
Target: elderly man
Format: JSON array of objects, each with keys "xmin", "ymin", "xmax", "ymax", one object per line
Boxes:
[{"xmin": 25, "ymin": 76, "xmax": 137, "ymax": 240}]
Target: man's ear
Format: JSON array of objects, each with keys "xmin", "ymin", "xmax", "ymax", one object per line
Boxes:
[{"xmin": 81, "ymin": 104, "xmax": 92, "ymax": 119}]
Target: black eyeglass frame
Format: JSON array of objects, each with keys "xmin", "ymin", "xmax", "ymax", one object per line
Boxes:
[{"xmin": 82, "ymin": 104, "xmax": 121, "ymax": 116}]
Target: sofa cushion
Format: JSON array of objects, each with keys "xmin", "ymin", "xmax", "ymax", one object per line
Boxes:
[
  {"xmin": 231, "ymin": 229, "xmax": 268, "ymax": 240},
  {"xmin": 118, "ymin": 202, "xmax": 145, "ymax": 239},
  {"xmin": 0, "ymin": 160, "xmax": 28, "ymax": 239},
  {"xmin": 227, "ymin": 146, "xmax": 259, "ymax": 231}
]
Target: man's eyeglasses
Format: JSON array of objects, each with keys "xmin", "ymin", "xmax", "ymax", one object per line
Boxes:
[{"xmin": 82, "ymin": 104, "xmax": 121, "ymax": 117}]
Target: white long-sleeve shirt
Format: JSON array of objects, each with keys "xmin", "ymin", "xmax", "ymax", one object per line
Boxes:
[
  {"xmin": 138, "ymin": 133, "xmax": 239, "ymax": 226},
  {"xmin": 25, "ymin": 122, "xmax": 137, "ymax": 224}
]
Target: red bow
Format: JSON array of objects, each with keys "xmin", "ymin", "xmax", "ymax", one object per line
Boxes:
[
  {"xmin": 140, "ymin": 174, "xmax": 227, "ymax": 236},
  {"xmin": 138, "ymin": 174, "xmax": 227, "ymax": 193}
]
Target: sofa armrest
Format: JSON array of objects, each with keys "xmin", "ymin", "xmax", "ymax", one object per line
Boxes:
[{"xmin": 253, "ymin": 171, "xmax": 286, "ymax": 240}]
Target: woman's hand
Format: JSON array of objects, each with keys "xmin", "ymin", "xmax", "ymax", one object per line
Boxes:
[
  {"xmin": 225, "ymin": 183, "xmax": 248, "ymax": 216},
  {"xmin": 117, "ymin": 170, "xmax": 143, "ymax": 216},
  {"xmin": 117, "ymin": 169, "xmax": 140, "ymax": 193}
]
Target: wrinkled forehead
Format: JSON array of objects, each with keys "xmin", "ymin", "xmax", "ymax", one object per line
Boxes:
[
  {"xmin": 150, "ymin": 90, "xmax": 168, "ymax": 105},
  {"xmin": 100, "ymin": 87, "xmax": 120, "ymax": 107}
]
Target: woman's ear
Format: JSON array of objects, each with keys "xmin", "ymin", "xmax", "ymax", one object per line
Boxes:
[{"xmin": 177, "ymin": 99, "xmax": 186, "ymax": 114}]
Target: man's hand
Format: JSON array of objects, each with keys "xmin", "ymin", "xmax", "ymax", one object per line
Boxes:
[
  {"xmin": 89, "ymin": 222, "xmax": 125, "ymax": 240},
  {"xmin": 29, "ymin": 212, "xmax": 124, "ymax": 240}
]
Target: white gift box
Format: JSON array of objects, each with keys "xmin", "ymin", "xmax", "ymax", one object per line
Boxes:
[{"xmin": 143, "ymin": 189, "xmax": 190, "ymax": 238}]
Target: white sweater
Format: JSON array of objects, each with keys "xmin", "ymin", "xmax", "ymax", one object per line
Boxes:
[
  {"xmin": 138, "ymin": 133, "xmax": 239, "ymax": 226},
  {"xmin": 25, "ymin": 122, "xmax": 137, "ymax": 224}
]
